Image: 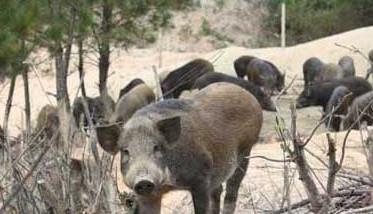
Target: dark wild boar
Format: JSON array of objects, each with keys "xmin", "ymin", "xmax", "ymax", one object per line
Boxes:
[
  {"xmin": 235, "ymin": 56, "xmax": 285, "ymax": 95},
  {"xmin": 96, "ymin": 83, "xmax": 263, "ymax": 214},
  {"xmin": 338, "ymin": 56, "xmax": 355, "ymax": 77},
  {"xmin": 233, "ymin": 55, "xmax": 256, "ymax": 79},
  {"xmin": 118, "ymin": 78, "xmax": 145, "ymax": 101},
  {"xmin": 73, "ymin": 93, "xmax": 115, "ymax": 128},
  {"xmin": 161, "ymin": 58, "xmax": 214, "ymax": 98},
  {"xmin": 192, "ymin": 72, "xmax": 276, "ymax": 111},
  {"xmin": 323, "ymin": 86, "xmax": 353, "ymax": 131},
  {"xmin": 303, "ymin": 57, "xmax": 324, "ymax": 87},
  {"xmin": 296, "ymin": 77, "xmax": 372, "ymax": 110},
  {"xmin": 343, "ymin": 91, "xmax": 373, "ymax": 130}
]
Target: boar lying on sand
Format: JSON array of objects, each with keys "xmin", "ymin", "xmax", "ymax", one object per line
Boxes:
[{"xmin": 97, "ymin": 83, "xmax": 263, "ymax": 214}]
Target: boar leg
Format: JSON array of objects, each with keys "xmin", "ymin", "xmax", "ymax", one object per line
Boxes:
[
  {"xmin": 210, "ymin": 185, "xmax": 223, "ymax": 214},
  {"xmin": 223, "ymin": 158, "xmax": 249, "ymax": 214},
  {"xmin": 191, "ymin": 182, "xmax": 210, "ymax": 214}
]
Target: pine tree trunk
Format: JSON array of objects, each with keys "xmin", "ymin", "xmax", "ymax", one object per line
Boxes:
[
  {"xmin": 22, "ymin": 67, "xmax": 31, "ymax": 141},
  {"xmin": 98, "ymin": 0, "xmax": 112, "ymax": 94},
  {"xmin": 3, "ymin": 75, "xmax": 17, "ymax": 142},
  {"xmin": 55, "ymin": 45, "xmax": 70, "ymax": 110},
  {"xmin": 78, "ymin": 38, "xmax": 86, "ymax": 97}
]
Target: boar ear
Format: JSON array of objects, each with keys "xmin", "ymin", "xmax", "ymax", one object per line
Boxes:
[
  {"xmin": 157, "ymin": 116, "xmax": 181, "ymax": 145},
  {"xmin": 96, "ymin": 124, "xmax": 121, "ymax": 155}
]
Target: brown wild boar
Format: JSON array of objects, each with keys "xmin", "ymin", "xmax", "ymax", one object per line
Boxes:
[
  {"xmin": 118, "ymin": 78, "xmax": 145, "ymax": 101},
  {"xmin": 34, "ymin": 105, "xmax": 59, "ymax": 139},
  {"xmin": 110, "ymin": 84, "xmax": 155, "ymax": 124},
  {"xmin": 314, "ymin": 63, "xmax": 343, "ymax": 83},
  {"xmin": 96, "ymin": 82, "xmax": 263, "ymax": 214}
]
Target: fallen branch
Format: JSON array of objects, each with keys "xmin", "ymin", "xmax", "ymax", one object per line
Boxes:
[{"xmin": 270, "ymin": 188, "xmax": 370, "ymax": 214}]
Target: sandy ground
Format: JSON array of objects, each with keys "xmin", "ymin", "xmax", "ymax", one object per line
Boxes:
[{"xmin": 1, "ymin": 26, "xmax": 373, "ymax": 213}]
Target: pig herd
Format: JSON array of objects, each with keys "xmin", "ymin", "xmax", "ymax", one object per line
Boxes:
[
  {"xmin": 27, "ymin": 49, "xmax": 373, "ymax": 214},
  {"xmin": 297, "ymin": 50, "xmax": 373, "ymax": 131}
]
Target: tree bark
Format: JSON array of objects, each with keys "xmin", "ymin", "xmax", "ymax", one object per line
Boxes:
[
  {"xmin": 22, "ymin": 67, "xmax": 31, "ymax": 141},
  {"xmin": 3, "ymin": 75, "xmax": 17, "ymax": 147},
  {"xmin": 98, "ymin": 0, "xmax": 112, "ymax": 94},
  {"xmin": 54, "ymin": 5, "xmax": 76, "ymax": 110},
  {"xmin": 55, "ymin": 45, "xmax": 70, "ymax": 110},
  {"xmin": 78, "ymin": 38, "xmax": 86, "ymax": 97}
]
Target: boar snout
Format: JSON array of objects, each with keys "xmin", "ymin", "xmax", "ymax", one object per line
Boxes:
[{"xmin": 134, "ymin": 179, "xmax": 155, "ymax": 196}]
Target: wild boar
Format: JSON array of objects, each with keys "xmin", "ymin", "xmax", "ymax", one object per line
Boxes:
[
  {"xmin": 233, "ymin": 55, "xmax": 256, "ymax": 79},
  {"xmin": 303, "ymin": 57, "xmax": 323, "ymax": 87},
  {"xmin": 323, "ymin": 86, "xmax": 353, "ymax": 131},
  {"xmin": 338, "ymin": 56, "xmax": 355, "ymax": 77},
  {"xmin": 314, "ymin": 63, "xmax": 343, "ymax": 83},
  {"xmin": 96, "ymin": 83, "xmax": 263, "ymax": 214},
  {"xmin": 192, "ymin": 72, "xmax": 276, "ymax": 111},
  {"xmin": 161, "ymin": 59, "xmax": 214, "ymax": 98},
  {"xmin": 110, "ymin": 84, "xmax": 155, "ymax": 124},
  {"xmin": 34, "ymin": 105, "xmax": 59, "ymax": 139},
  {"xmin": 343, "ymin": 91, "xmax": 373, "ymax": 130},
  {"xmin": 72, "ymin": 93, "xmax": 115, "ymax": 128},
  {"xmin": 296, "ymin": 77, "xmax": 372, "ymax": 110},
  {"xmin": 234, "ymin": 56, "xmax": 285, "ymax": 95},
  {"xmin": 118, "ymin": 78, "xmax": 145, "ymax": 101}
]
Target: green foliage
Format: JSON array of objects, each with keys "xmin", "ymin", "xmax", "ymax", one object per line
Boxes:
[
  {"xmin": 264, "ymin": 0, "xmax": 373, "ymax": 45},
  {"xmin": 0, "ymin": 0, "xmax": 41, "ymax": 76}
]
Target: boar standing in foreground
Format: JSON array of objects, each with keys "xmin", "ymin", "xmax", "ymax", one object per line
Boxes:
[
  {"xmin": 192, "ymin": 72, "xmax": 276, "ymax": 111},
  {"xmin": 161, "ymin": 58, "xmax": 214, "ymax": 98},
  {"xmin": 338, "ymin": 56, "xmax": 355, "ymax": 77},
  {"xmin": 110, "ymin": 84, "xmax": 155, "ymax": 124},
  {"xmin": 296, "ymin": 77, "xmax": 372, "ymax": 110},
  {"xmin": 118, "ymin": 78, "xmax": 145, "ymax": 101},
  {"xmin": 343, "ymin": 91, "xmax": 373, "ymax": 130},
  {"xmin": 323, "ymin": 86, "xmax": 353, "ymax": 131},
  {"xmin": 96, "ymin": 83, "xmax": 263, "ymax": 214},
  {"xmin": 303, "ymin": 57, "xmax": 324, "ymax": 87}
]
